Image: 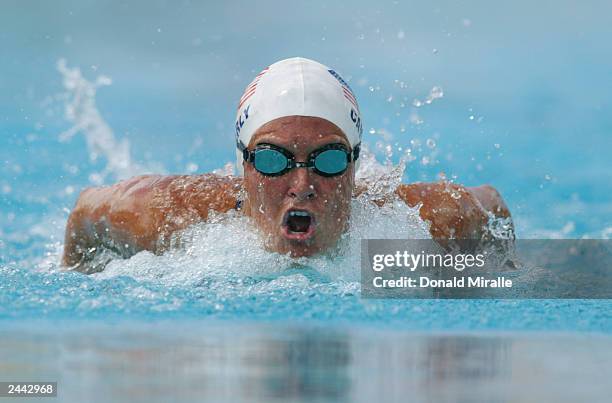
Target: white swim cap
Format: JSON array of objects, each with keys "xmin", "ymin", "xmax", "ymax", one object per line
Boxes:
[{"xmin": 234, "ymin": 57, "xmax": 362, "ymax": 175}]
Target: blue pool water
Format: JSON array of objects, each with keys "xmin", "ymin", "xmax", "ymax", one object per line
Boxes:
[{"xmin": 1, "ymin": 1, "xmax": 612, "ymax": 401}]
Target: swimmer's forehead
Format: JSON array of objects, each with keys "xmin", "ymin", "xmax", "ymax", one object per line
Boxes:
[{"xmin": 250, "ymin": 116, "xmax": 350, "ymax": 150}]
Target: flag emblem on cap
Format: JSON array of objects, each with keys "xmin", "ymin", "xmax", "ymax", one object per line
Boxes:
[
  {"xmin": 238, "ymin": 67, "xmax": 269, "ymax": 110},
  {"xmin": 328, "ymin": 69, "xmax": 359, "ymax": 111}
]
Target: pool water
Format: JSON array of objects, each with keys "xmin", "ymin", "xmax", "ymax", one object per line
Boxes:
[{"xmin": 1, "ymin": 1, "xmax": 612, "ymax": 401}]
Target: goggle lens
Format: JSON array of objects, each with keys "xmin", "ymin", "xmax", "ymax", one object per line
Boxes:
[
  {"xmin": 253, "ymin": 149, "xmax": 288, "ymax": 175},
  {"xmin": 313, "ymin": 149, "xmax": 348, "ymax": 175}
]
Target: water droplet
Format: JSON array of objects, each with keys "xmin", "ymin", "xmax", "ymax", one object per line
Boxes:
[
  {"xmin": 410, "ymin": 112, "xmax": 423, "ymax": 125},
  {"xmin": 494, "ymin": 143, "xmax": 501, "ymax": 149},
  {"xmin": 368, "ymin": 86, "xmax": 374, "ymax": 92},
  {"xmin": 425, "ymin": 86, "xmax": 444, "ymax": 104},
  {"xmin": 469, "ymin": 115, "xmax": 475, "ymax": 120},
  {"xmin": 369, "ymin": 128, "xmax": 376, "ymax": 134},
  {"xmin": 426, "ymin": 139, "xmax": 436, "ymax": 149},
  {"xmin": 385, "ymin": 145, "xmax": 393, "ymax": 158}
]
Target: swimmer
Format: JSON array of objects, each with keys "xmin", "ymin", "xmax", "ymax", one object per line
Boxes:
[{"xmin": 62, "ymin": 57, "xmax": 512, "ymax": 272}]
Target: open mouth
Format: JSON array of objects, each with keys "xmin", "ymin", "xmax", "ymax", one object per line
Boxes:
[{"xmin": 282, "ymin": 209, "xmax": 316, "ymax": 241}]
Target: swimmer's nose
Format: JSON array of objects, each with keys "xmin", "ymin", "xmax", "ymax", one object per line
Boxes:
[{"xmin": 287, "ymin": 168, "xmax": 316, "ymax": 201}]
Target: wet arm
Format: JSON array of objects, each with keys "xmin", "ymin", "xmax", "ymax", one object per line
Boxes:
[
  {"xmin": 394, "ymin": 182, "xmax": 513, "ymax": 240},
  {"xmin": 61, "ymin": 174, "xmax": 242, "ymax": 270}
]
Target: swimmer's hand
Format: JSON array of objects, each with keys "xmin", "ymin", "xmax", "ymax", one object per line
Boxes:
[
  {"xmin": 61, "ymin": 174, "xmax": 241, "ymax": 273},
  {"xmin": 395, "ymin": 182, "xmax": 514, "ymax": 241}
]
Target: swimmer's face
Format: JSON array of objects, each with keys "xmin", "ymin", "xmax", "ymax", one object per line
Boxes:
[{"xmin": 243, "ymin": 116, "xmax": 355, "ymax": 257}]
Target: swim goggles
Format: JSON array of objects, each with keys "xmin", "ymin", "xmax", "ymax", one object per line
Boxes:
[{"xmin": 237, "ymin": 141, "xmax": 360, "ymax": 177}]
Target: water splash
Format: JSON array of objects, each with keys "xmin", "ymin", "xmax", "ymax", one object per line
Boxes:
[
  {"xmin": 413, "ymin": 86, "xmax": 444, "ymax": 108},
  {"xmin": 355, "ymin": 145, "xmax": 413, "ymax": 201},
  {"xmin": 487, "ymin": 212, "xmax": 515, "ymax": 240},
  {"xmin": 56, "ymin": 59, "xmax": 148, "ymax": 184},
  {"xmin": 92, "ymin": 194, "xmax": 429, "ymax": 288},
  {"xmin": 212, "ymin": 162, "xmax": 235, "ymax": 176}
]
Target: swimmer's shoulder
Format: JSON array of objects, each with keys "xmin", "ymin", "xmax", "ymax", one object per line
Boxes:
[
  {"xmin": 150, "ymin": 174, "xmax": 244, "ymax": 217},
  {"xmin": 75, "ymin": 173, "xmax": 244, "ymax": 217},
  {"xmin": 92, "ymin": 173, "xmax": 243, "ymax": 197}
]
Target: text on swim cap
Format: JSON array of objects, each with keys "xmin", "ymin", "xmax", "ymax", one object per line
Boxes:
[
  {"xmin": 235, "ymin": 105, "xmax": 250, "ymax": 138},
  {"xmin": 350, "ymin": 108, "xmax": 363, "ymax": 135}
]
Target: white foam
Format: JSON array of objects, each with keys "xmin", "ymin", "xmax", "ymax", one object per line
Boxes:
[{"xmin": 93, "ymin": 194, "xmax": 430, "ymax": 286}]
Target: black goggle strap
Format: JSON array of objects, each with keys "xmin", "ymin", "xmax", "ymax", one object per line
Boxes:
[
  {"xmin": 352, "ymin": 143, "xmax": 361, "ymax": 162},
  {"xmin": 237, "ymin": 139, "xmax": 252, "ymax": 163}
]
